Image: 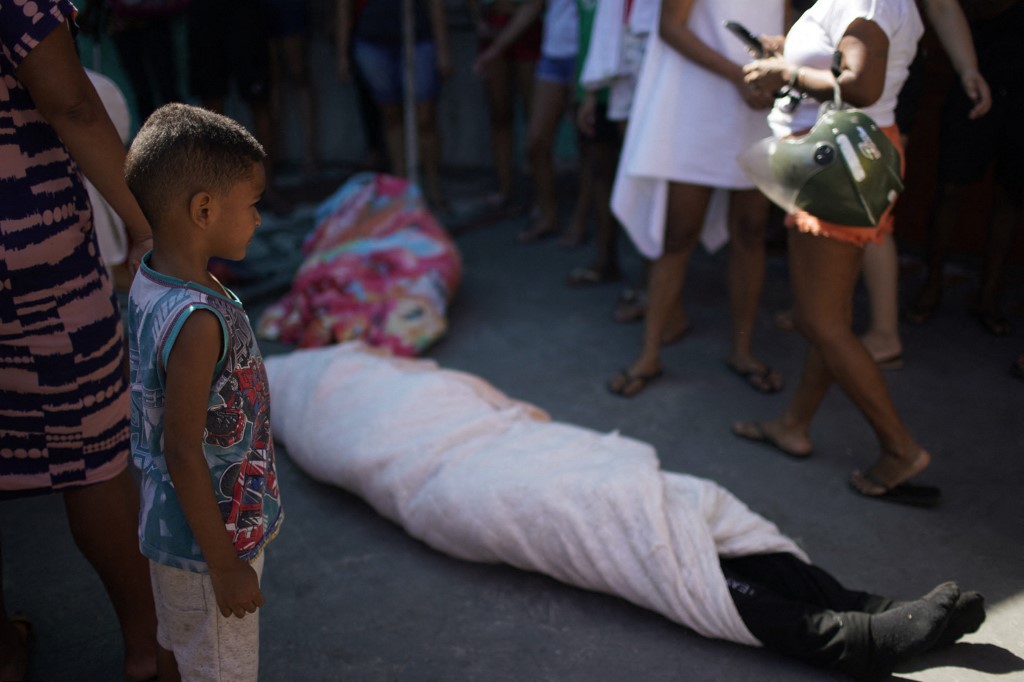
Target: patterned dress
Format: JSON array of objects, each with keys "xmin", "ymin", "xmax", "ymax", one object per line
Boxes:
[{"xmin": 0, "ymin": 0, "xmax": 131, "ymax": 497}]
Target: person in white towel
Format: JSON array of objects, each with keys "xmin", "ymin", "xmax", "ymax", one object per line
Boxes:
[{"xmin": 607, "ymin": 0, "xmax": 788, "ymax": 397}]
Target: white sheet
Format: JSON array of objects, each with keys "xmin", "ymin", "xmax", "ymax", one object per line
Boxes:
[{"xmin": 266, "ymin": 344, "xmax": 808, "ymax": 647}]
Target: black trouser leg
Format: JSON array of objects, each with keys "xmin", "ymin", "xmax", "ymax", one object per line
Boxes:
[{"xmin": 721, "ymin": 553, "xmax": 892, "ymax": 678}]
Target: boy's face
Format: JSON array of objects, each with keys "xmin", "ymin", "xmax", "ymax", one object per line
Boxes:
[{"xmin": 213, "ymin": 162, "xmax": 266, "ymax": 261}]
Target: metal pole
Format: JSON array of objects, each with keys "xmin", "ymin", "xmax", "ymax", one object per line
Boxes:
[{"xmin": 402, "ymin": 0, "xmax": 420, "ymax": 188}]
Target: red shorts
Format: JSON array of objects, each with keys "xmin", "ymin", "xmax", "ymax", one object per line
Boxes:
[
  {"xmin": 480, "ymin": 9, "xmax": 542, "ymax": 63},
  {"xmin": 786, "ymin": 125, "xmax": 904, "ymax": 247}
]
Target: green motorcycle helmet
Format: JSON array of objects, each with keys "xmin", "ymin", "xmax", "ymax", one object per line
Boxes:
[{"xmin": 738, "ymin": 107, "xmax": 903, "ymax": 226}]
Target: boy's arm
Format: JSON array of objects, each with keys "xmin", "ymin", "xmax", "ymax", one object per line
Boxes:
[{"xmin": 163, "ymin": 310, "xmax": 265, "ymax": 619}]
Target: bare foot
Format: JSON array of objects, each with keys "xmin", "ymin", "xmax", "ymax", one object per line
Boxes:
[
  {"xmin": 860, "ymin": 331, "xmax": 903, "ymax": 368},
  {"xmin": 518, "ymin": 219, "xmax": 557, "ymax": 243},
  {"xmin": 774, "ymin": 309, "xmax": 796, "ymax": 332},
  {"xmin": 727, "ymin": 354, "xmax": 784, "ymax": 393},
  {"xmin": 558, "ymin": 225, "xmax": 587, "ymax": 248},
  {"xmin": 850, "ymin": 448, "xmax": 931, "ymax": 495},
  {"xmin": 732, "ymin": 420, "xmax": 812, "ymax": 457}
]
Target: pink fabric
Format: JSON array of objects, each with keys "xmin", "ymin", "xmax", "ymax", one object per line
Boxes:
[{"xmin": 257, "ymin": 174, "xmax": 461, "ymax": 356}]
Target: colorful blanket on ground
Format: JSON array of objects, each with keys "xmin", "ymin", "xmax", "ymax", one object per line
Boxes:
[{"xmin": 257, "ymin": 173, "xmax": 461, "ymax": 355}]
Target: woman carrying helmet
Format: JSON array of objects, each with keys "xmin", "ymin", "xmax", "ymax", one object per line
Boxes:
[{"xmin": 733, "ymin": 0, "xmax": 939, "ymax": 506}]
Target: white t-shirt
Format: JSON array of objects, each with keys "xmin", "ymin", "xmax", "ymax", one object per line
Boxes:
[
  {"xmin": 768, "ymin": 0, "xmax": 923, "ymax": 137},
  {"xmin": 542, "ymin": 0, "xmax": 579, "ymax": 58}
]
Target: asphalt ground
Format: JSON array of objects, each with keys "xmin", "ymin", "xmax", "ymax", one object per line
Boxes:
[{"xmin": 3, "ymin": 169, "xmax": 1023, "ymax": 681}]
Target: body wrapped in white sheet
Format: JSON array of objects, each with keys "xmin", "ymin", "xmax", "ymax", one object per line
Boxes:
[{"xmin": 265, "ymin": 344, "xmax": 808, "ymax": 647}]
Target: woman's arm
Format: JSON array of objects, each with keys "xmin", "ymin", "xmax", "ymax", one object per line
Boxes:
[
  {"xmin": 473, "ymin": 0, "xmax": 545, "ymax": 74},
  {"xmin": 922, "ymin": 0, "xmax": 991, "ymax": 118},
  {"xmin": 16, "ymin": 19, "xmax": 152, "ymax": 273},
  {"xmin": 659, "ymin": 0, "xmax": 775, "ymax": 109},
  {"xmin": 743, "ymin": 18, "xmax": 889, "ymax": 108}
]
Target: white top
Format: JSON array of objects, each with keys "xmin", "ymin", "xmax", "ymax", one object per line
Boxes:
[
  {"xmin": 768, "ymin": 0, "xmax": 924, "ymax": 137},
  {"xmin": 611, "ymin": 0, "xmax": 784, "ymax": 258},
  {"xmin": 541, "ymin": 0, "xmax": 579, "ymax": 59}
]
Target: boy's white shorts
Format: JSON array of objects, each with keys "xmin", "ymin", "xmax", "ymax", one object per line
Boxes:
[{"xmin": 149, "ymin": 553, "xmax": 265, "ymax": 682}]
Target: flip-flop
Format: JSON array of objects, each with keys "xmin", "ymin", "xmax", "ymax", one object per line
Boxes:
[
  {"xmin": 731, "ymin": 422, "xmax": 812, "ymax": 459},
  {"xmin": 517, "ymin": 225, "xmax": 557, "ymax": 244},
  {"xmin": 613, "ymin": 289, "xmax": 647, "ymax": 323},
  {"xmin": 904, "ymin": 300, "xmax": 937, "ymax": 326},
  {"xmin": 972, "ymin": 308, "xmax": 1012, "ymax": 337},
  {"xmin": 874, "ymin": 352, "xmax": 905, "ymax": 371},
  {"xmin": 848, "ymin": 471, "xmax": 942, "ymax": 508},
  {"xmin": 727, "ymin": 363, "xmax": 785, "ymax": 394},
  {"xmin": 607, "ymin": 368, "xmax": 663, "ymax": 398},
  {"xmin": 566, "ymin": 265, "xmax": 621, "ymax": 287}
]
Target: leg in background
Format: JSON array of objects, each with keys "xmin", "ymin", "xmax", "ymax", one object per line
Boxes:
[
  {"xmin": 908, "ymin": 184, "xmax": 965, "ymax": 323},
  {"xmin": 726, "ymin": 189, "xmax": 782, "ymax": 391},
  {"xmin": 974, "ymin": 183, "xmax": 1023, "ymax": 332},
  {"xmin": 483, "ymin": 54, "xmax": 516, "ymax": 202},
  {"xmin": 417, "ymin": 99, "xmax": 447, "ymax": 211},
  {"xmin": 861, "ymin": 233, "xmax": 904, "ymax": 364},
  {"xmin": 521, "ymin": 79, "xmax": 570, "ymax": 241}
]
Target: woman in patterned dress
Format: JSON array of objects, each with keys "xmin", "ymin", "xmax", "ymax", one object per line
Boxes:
[{"xmin": 0, "ymin": 1, "xmax": 156, "ymax": 678}]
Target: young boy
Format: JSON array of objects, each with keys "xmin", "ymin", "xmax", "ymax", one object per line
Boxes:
[{"xmin": 124, "ymin": 103, "xmax": 283, "ymax": 681}]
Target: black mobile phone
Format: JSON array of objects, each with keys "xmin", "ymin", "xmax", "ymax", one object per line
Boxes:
[{"xmin": 723, "ymin": 20, "xmax": 765, "ymax": 58}]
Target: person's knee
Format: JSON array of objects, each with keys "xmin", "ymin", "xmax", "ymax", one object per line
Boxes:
[
  {"xmin": 525, "ymin": 132, "xmax": 550, "ymax": 162},
  {"xmin": 730, "ymin": 214, "xmax": 767, "ymax": 252},
  {"xmin": 793, "ymin": 310, "xmax": 848, "ymax": 347},
  {"xmin": 663, "ymin": 224, "xmax": 700, "ymax": 254},
  {"xmin": 416, "ymin": 104, "xmax": 437, "ymax": 132}
]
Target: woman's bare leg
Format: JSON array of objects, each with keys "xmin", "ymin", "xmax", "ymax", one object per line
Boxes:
[
  {"xmin": 726, "ymin": 189, "xmax": 781, "ymax": 390},
  {"xmin": 609, "ymin": 182, "xmax": 708, "ymax": 394},
  {"xmin": 861, "ymin": 233, "xmax": 903, "ymax": 362},
  {"xmin": 739, "ymin": 231, "xmax": 928, "ymax": 486},
  {"xmin": 63, "ymin": 467, "xmax": 158, "ymax": 682},
  {"xmin": 484, "ymin": 53, "xmax": 515, "ymax": 201},
  {"xmin": 521, "ymin": 79, "xmax": 570, "ymax": 241},
  {"xmin": 417, "ymin": 100, "xmax": 446, "ymax": 210}
]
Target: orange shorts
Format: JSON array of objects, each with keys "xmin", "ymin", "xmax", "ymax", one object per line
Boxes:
[{"xmin": 785, "ymin": 125, "xmax": 904, "ymax": 247}]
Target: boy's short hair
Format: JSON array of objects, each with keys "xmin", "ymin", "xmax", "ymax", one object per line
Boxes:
[{"xmin": 125, "ymin": 103, "xmax": 267, "ymax": 228}]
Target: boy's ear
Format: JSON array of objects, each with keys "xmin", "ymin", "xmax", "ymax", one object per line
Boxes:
[{"xmin": 188, "ymin": 191, "xmax": 215, "ymax": 230}]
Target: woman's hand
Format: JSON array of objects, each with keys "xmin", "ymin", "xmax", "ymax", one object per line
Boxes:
[
  {"xmin": 126, "ymin": 236, "xmax": 153, "ymax": 281},
  {"xmin": 959, "ymin": 68, "xmax": 992, "ymax": 119},
  {"xmin": 760, "ymin": 34, "xmax": 786, "ymax": 56},
  {"xmin": 473, "ymin": 46, "xmax": 499, "ymax": 77},
  {"xmin": 576, "ymin": 92, "xmax": 598, "ymax": 137},
  {"xmin": 742, "ymin": 56, "xmax": 789, "ymax": 96}
]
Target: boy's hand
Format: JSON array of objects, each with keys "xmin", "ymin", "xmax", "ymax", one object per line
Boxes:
[{"xmin": 209, "ymin": 558, "xmax": 265, "ymax": 618}]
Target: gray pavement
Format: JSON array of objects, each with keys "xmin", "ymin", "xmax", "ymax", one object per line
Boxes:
[{"xmin": 4, "ymin": 171, "xmax": 1023, "ymax": 681}]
